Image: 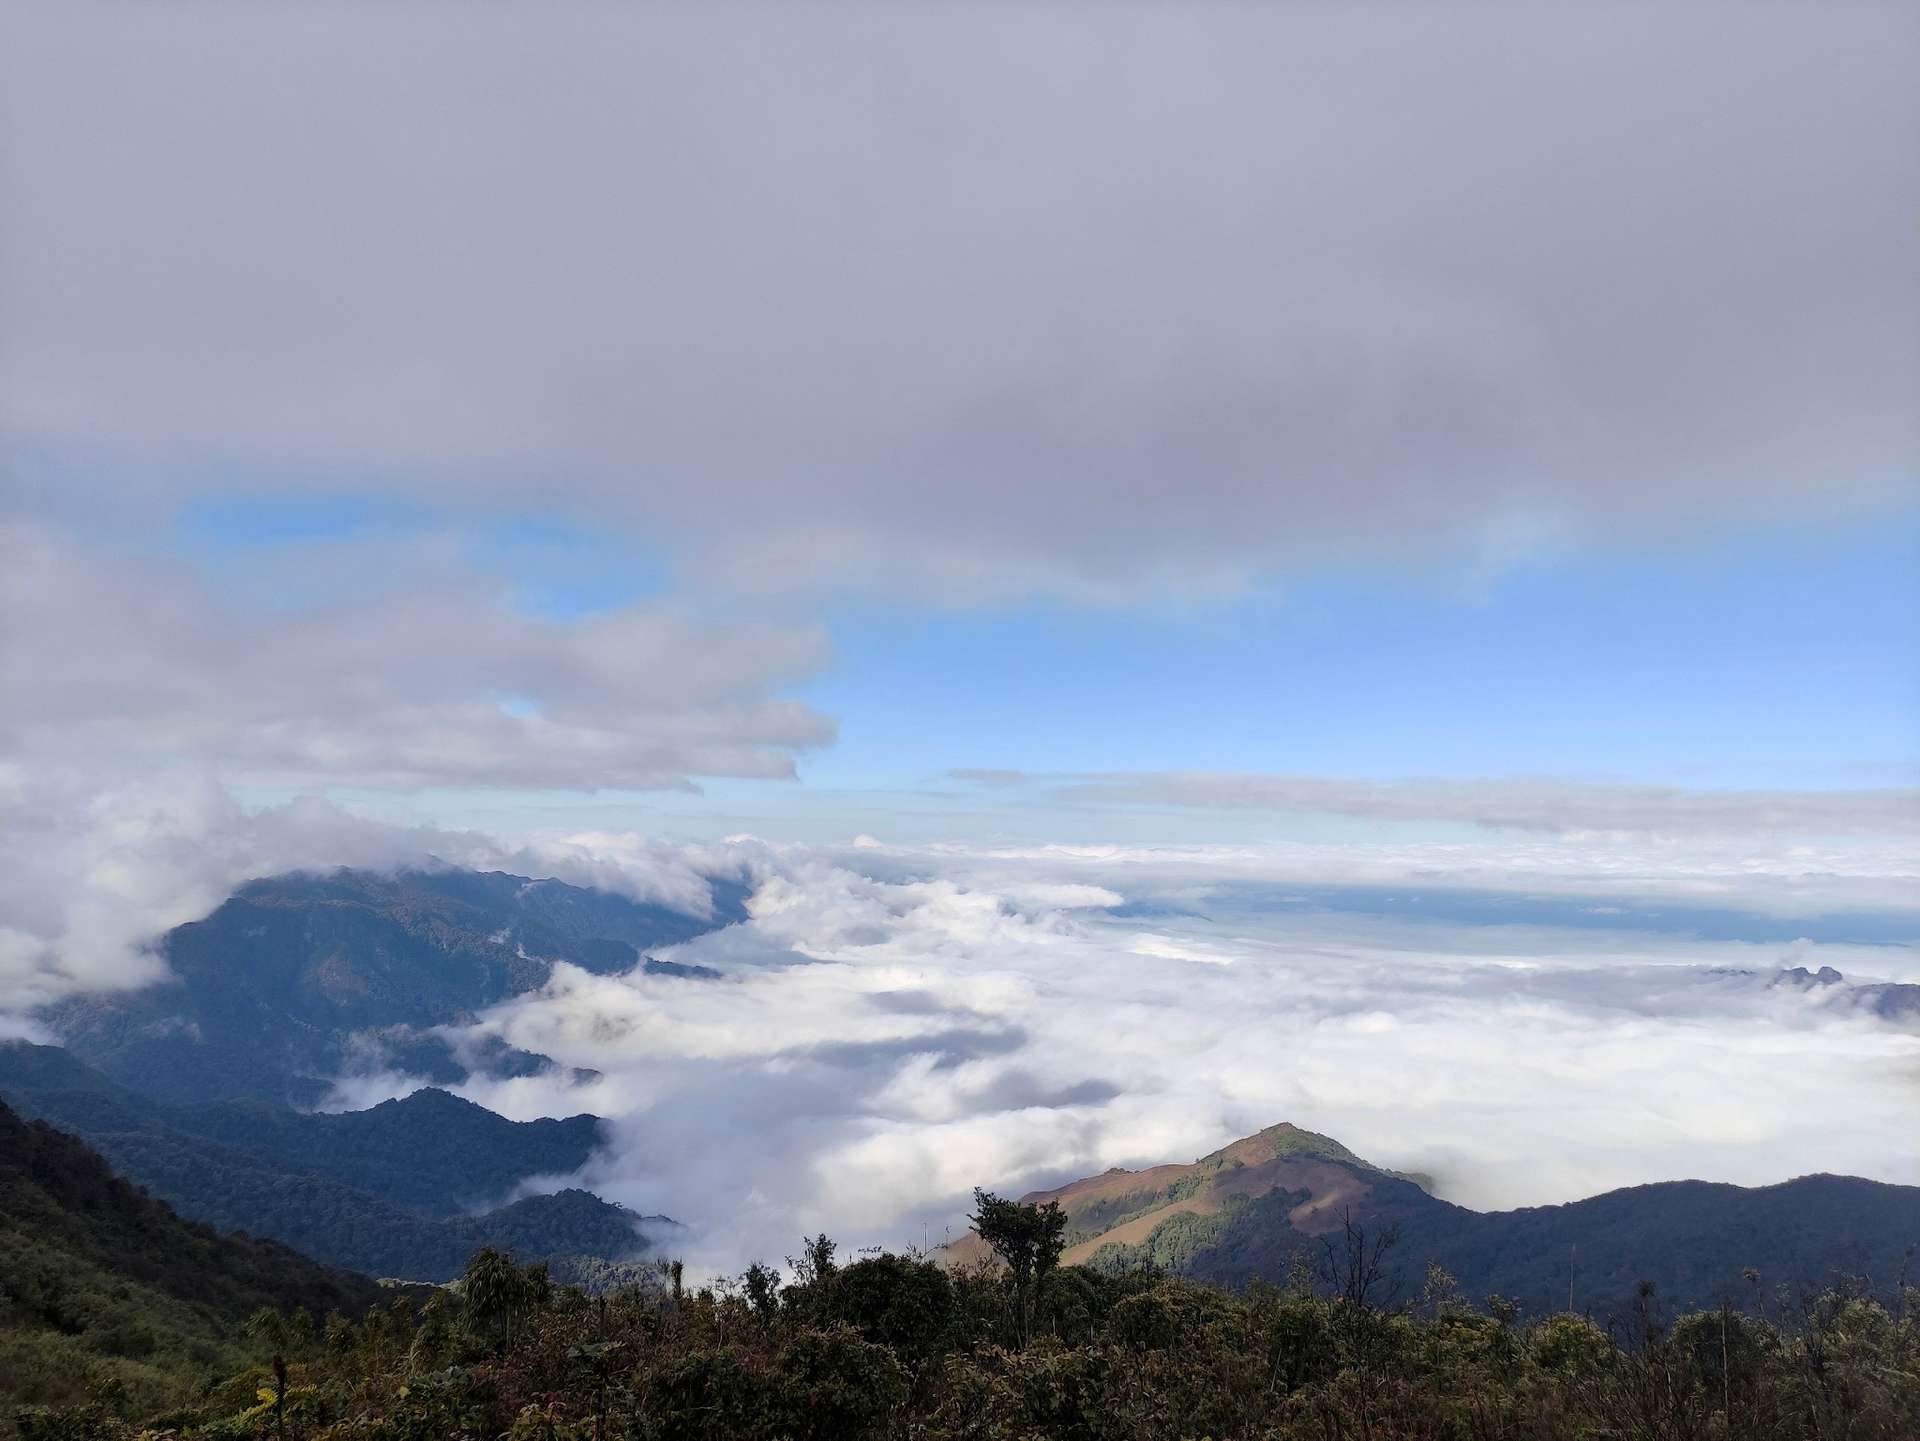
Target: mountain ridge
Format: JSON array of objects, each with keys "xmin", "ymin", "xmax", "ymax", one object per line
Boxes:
[
  {"xmin": 0, "ymin": 1040, "xmax": 658, "ymax": 1282},
  {"xmin": 949, "ymin": 1121, "xmax": 1920, "ymax": 1318},
  {"xmin": 43, "ymin": 864, "xmax": 747, "ymax": 1106}
]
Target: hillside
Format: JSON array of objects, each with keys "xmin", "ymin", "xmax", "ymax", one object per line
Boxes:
[
  {"xmin": 943, "ymin": 1122, "xmax": 1429, "ymax": 1270},
  {"xmin": 0, "ymin": 1099, "xmax": 386, "ymax": 1415},
  {"xmin": 953, "ymin": 1122, "xmax": 1920, "ymax": 1318},
  {"xmin": 0, "ymin": 1042, "xmax": 657, "ymax": 1282},
  {"xmin": 44, "ymin": 865, "xmax": 747, "ymax": 1106},
  {"xmin": 0, "ymin": 1041, "xmax": 603, "ymax": 1213}
]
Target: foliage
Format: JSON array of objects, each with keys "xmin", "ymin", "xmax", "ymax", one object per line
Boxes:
[
  {"xmin": 9, "ymin": 1212, "xmax": 1920, "ymax": 1440},
  {"xmin": 969, "ymin": 1189, "xmax": 1067, "ymax": 1345},
  {"xmin": 0, "ymin": 1100, "xmax": 386, "ymax": 1421},
  {"xmin": 6, "ymin": 1099, "xmax": 1918, "ymax": 1438}
]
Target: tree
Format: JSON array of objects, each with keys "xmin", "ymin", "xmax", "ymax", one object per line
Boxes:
[
  {"xmin": 567, "ymin": 1339, "xmax": 624, "ymax": 1441},
  {"xmin": 463, "ymin": 1247, "xmax": 523, "ymax": 1349},
  {"xmin": 789, "ymin": 1234, "xmax": 838, "ymax": 1287},
  {"xmin": 1316, "ymin": 1206, "xmax": 1401, "ymax": 1310},
  {"xmin": 969, "ymin": 1188, "xmax": 1067, "ymax": 1345},
  {"xmin": 742, "ymin": 1261, "xmax": 782, "ymax": 1319}
]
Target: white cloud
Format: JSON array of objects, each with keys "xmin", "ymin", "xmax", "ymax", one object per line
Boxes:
[
  {"xmin": 4, "ymin": 782, "xmax": 1915, "ymax": 1271},
  {"xmin": 839, "ymin": 834, "xmax": 1920, "ymax": 917},
  {"xmin": 426, "ymin": 838, "xmax": 1920, "ymax": 1273}
]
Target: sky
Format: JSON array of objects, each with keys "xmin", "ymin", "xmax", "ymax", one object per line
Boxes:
[{"xmin": 1, "ymin": 0, "xmax": 1917, "ymax": 1260}]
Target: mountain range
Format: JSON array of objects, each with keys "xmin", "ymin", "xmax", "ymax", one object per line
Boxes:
[
  {"xmin": 0, "ymin": 1039, "xmax": 663, "ymax": 1283},
  {"xmin": 46, "ymin": 865, "xmax": 745, "ymax": 1107},
  {"xmin": 4, "ymin": 864, "xmax": 748, "ymax": 1284},
  {"xmin": 20, "ymin": 862, "xmax": 1919, "ymax": 1317},
  {"xmin": 947, "ymin": 1122, "xmax": 1920, "ymax": 1318}
]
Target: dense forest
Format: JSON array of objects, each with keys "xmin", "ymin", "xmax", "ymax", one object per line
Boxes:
[{"xmin": 0, "ymin": 1101, "xmax": 389, "ymax": 1423}]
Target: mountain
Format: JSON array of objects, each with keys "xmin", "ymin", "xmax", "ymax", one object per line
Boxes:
[
  {"xmin": 0, "ymin": 1041, "xmax": 660, "ymax": 1282},
  {"xmin": 952, "ymin": 1122, "xmax": 1920, "ymax": 1318},
  {"xmin": 45, "ymin": 865, "xmax": 748, "ymax": 1106},
  {"xmin": 1771, "ymin": 963, "xmax": 1920, "ymax": 1023},
  {"xmin": 0, "ymin": 1097, "xmax": 386, "ymax": 1414},
  {"xmin": 0, "ymin": 1040, "xmax": 602, "ymax": 1212}
]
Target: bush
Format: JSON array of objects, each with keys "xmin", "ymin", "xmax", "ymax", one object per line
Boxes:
[{"xmin": 775, "ymin": 1326, "xmax": 907, "ymax": 1439}]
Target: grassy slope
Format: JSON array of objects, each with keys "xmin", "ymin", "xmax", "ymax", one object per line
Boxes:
[{"xmin": 953, "ymin": 1121, "xmax": 1920, "ymax": 1320}]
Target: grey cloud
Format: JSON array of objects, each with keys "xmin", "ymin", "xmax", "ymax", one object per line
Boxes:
[
  {"xmin": 1058, "ymin": 772, "xmax": 1920, "ymax": 835},
  {"xmin": 3, "ymin": 3, "xmax": 1914, "ymax": 601},
  {"xmin": 947, "ymin": 770, "xmax": 1031, "ymax": 787},
  {"xmin": 1, "ymin": 523, "xmax": 833, "ymax": 791},
  {"xmin": 798, "ymin": 1026, "xmax": 1029, "ymax": 1072},
  {"xmin": 971, "ymin": 1072, "xmax": 1122, "ymax": 1112},
  {"xmin": 865, "ymin": 988, "xmax": 958, "ymax": 1016}
]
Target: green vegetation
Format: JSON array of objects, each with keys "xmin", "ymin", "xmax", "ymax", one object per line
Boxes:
[
  {"xmin": 0, "ymin": 1101, "xmax": 386, "ymax": 1422},
  {"xmin": 10, "ymin": 1167, "xmax": 1918, "ymax": 1440},
  {"xmin": 969, "ymin": 1188, "xmax": 1066, "ymax": 1345}
]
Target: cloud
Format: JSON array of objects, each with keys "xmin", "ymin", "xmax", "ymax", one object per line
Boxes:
[
  {"xmin": 5, "ymin": 783, "xmax": 1915, "ymax": 1269},
  {"xmin": 836, "ymin": 831, "xmax": 1920, "ymax": 921},
  {"xmin": 1055, "ymin": 772, "xmax": 1920, "ymax": 836},
  {"xmin": 946, "ymin": 770, "xmax": 1031, "ymax": 787},
  {"xmin": 3, "ymin": 2, "xmax": 1914, "ymax": 603},
  {"xmin": 0, "ymin": 772, "xmax": 739, "ymax": 1013},
  {"xmin": 1, "ymin": 523, "xmax": 833, "ymax": 791},
  {"xmin": 431, "ymin": 839, "xmax": 1920, "ymax": 1273}
]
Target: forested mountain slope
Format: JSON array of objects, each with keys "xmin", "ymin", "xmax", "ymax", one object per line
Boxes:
[
  {"xmin": 0, "ymin": 1041, "xmax": 602, "ymax": 1212},
  {"xmin": 0, "ymin": 1099, "xmax": 387, "ymax": 1416},
  {"xmin": 0, "ymin": 1042, "xmax": 660, "ymax": 1282}
]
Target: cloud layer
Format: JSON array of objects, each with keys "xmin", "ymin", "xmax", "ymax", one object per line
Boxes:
[
  {"xmin": 4, "ymin": 777, "xmax": 1913, "ymax": 1270},
  {"xmin": 435, "ymin": 838, "xmax": 1920, "ymax": 1272},
  {"xmin": 1051, "ymin": 772, "xmax": 1920, "ymax": 836},
  {"xmin": 1, "ymin": 524, "xmax": 832, "ymax": 791},
  {"xmin": 1, "ymin": 1, "xmax": 1913, "ymax": 1275},
  {"xmin": 5, "ymin": 2, "xmax": 1915, "ymax": 601}
]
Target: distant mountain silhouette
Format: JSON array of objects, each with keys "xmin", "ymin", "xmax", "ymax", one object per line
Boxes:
[
  {"xmin": 948, "ymin": 1122, "xmax": 1920, "ymax": 1320},
  {"xmin": 45, "ymin": 865, "xmax": 747, "ymax": 1105}
]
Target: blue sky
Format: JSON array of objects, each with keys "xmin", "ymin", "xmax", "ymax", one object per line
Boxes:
[
  {"xmin": 803, "ymin": 521, "xmax": 1920, "ymax": 792},
  {"xmin": 4, "ymin": 0, "xmax": 1916, "ymax": 852},
  {"xmin": 143, "ymin": 493, "xmax": 1919, "ymax": 844}
]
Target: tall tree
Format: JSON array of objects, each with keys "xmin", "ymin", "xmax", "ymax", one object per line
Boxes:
[
  {"xmin": 969, "ymin": 1188, "xmax": 1067, "ymax": 1346},
  {"xmin": 462, "ymin": 1247, "xmax": 522, "ymax": 1349}
]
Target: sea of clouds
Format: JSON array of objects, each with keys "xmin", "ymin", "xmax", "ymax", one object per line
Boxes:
[
  {"xmin": 3, "ymin": 774, "xmax": 1916, "ymax": 1274},
  {"xmin": 398, "ymin": 834, "xmax": 1920, "ymax": 1274}
]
